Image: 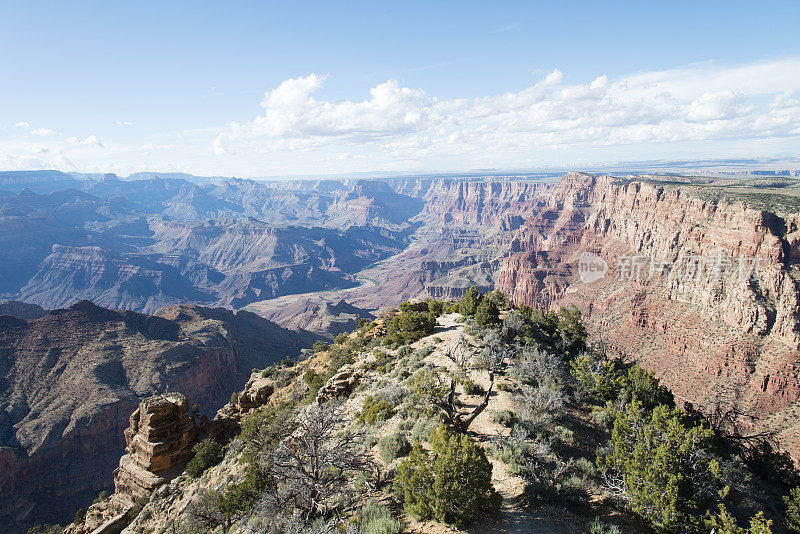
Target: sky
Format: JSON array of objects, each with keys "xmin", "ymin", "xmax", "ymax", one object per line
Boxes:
[{"xmin": 1, "ymin": 0, "xmax": 799, "ymax": 177}]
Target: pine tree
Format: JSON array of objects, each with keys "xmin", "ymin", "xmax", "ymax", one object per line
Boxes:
[
  {"xmin": 475, "ymin": 298, "xmax": 500, "ymax": 327},
  {"xmin": 459, "ymin": 286, "xmax": 482, "ymax": 317},
  {"xmin": 395, "ymin": 425, "xmax": 501, "ymax": 527}
]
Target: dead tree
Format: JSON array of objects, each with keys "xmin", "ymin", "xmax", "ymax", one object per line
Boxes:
[
  {"xmin": 445, "ymin": 334, "xmax": 472, "ymax": 380},
  {"xmin": 699, "ymin": 383, "xmax": 776, "ymax": 444},
  {"xmin": 417, "ymin": 340, "xmax": 516, "ymax": 433},
  {"xmin": 438, "ymin": 374, "xmax": 494, "ymax": 433},
  {"xmin": 267, "ymin": 402, "xmax": 373, "ymax": 523}
]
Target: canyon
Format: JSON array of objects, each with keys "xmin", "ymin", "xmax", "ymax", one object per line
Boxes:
[
  {"xmin": 0, "ymin": 300, "xmax": 314, "ymax": 533},
  {"xmin": 4, "ymin": 169, "xmax": 800, "ymax": 530}
]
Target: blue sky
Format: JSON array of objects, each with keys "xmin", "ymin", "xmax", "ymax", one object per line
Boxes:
[{"xmin": 1, "ymin": 0, "xmax": 799, "ymax": 176}]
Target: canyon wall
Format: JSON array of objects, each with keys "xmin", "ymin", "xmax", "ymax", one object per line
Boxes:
[{"xmin": 496, "ymin": 172, "xmax": 800, "ymax": 455}]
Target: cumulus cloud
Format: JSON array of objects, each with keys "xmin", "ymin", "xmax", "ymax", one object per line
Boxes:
[
  {"xmin": 14, "ymin": 122, "xmax": 30, "ymax": 129},
  {"xmin": 215, "ymin": 59, "xmax": 800, "ymax": 161},
  {"xmin": 115, "ymin": 120, "xmax": 133, "ymax": 126}
]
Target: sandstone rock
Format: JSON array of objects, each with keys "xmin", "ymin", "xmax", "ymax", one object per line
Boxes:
[
  {"xmin": 0, "ymin": 300, "xmax": 310, "ymax": 532},
  {"xmin": 114, "ymin": 393, "xmax": 198, "ymax": 501},
  {"xmin": 315, "ymin": 366, "xmax": 361, "ymax": 403}
]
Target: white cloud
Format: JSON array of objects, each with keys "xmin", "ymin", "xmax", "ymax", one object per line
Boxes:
[
  {"xmin": 115, "ymin": 121, "xmax": 133, "ymax": 126},
  {"xmin": 30, "ymin": 128, "xmax": 58, "ymax": 137},
  {"xmin": 67, "ymin": 135, "xmax": 106, "ymax": 148},
  {"xmin": 491, "ymin": 23, "xmax": 519, "ymax": 33},
  {"xmin": 215, "ymin": 58, "xmax": 800, "ymax": 163},
  {"xmin": 543, "ymin": 69, "xmax": 564, "ymax": 86},
  {"xmin": 3, "ymin": 58, "xmax": 800, "ymax": 176},
  {"xmin": 686, "ymin": 91, "xmax": 747, "ymax": 122}
]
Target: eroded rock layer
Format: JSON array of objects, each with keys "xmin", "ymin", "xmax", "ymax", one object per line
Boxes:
[
  {"xmin": 495, "ymin": 172, "xmax": 800, "ymax": 456},
  {"xmin": 114, "ymin": 393, "xmax": 198, "ymax": 501}
]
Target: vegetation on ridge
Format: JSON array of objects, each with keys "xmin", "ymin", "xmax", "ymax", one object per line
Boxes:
[{"xmin": 51, "ymin": 287, "xmax": 800, "ymax": 534}]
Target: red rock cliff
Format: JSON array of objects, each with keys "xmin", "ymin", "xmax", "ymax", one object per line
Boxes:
[{"xmin": 496, "ymin": 172, "xmax": 800, "ymax": 456}]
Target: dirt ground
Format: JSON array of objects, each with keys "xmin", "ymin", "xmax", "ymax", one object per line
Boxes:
[{"xmin": 402, "ymin": 314, "xmax": 585, "ymax": 534}]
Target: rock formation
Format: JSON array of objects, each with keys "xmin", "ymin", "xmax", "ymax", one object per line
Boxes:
[
  {"xmin": 114, "ymin": 393, "xmax": 199, "ymax": 501},
  {"xmin": 64, "ymin": 393, "xmax": 200, "ymax": 534},
  {"xmin": 315, "ymin": 365, "xmax": 362, "ymax": 403},
  {"xmin": 0, "ymin": 177, "xmax": 411, "ymax": 313}
]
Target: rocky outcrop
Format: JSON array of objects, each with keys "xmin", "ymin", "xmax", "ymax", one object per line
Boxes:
[
  {"xmin": 65, "ymin": 394, "xmax": 201, "ymax": 534},
  {"xmin": 315, "ymin": 365, "xmax": 361, "ymax": 403},
  {"xmin": 212, "ymin": 370, "xmax": 278, "ymax": 434},
  {"xmin": 114, "ymin": 394, "xmax": 199, "ymax": 501},
  {"xmin": 410, "ymin": 179, "xmax": 552, "ymax": 226}
]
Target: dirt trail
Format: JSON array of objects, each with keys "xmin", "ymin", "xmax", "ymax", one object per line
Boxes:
[{"xmin": 404, "ymin": 315, "xmax": 583, "ymax": 534}]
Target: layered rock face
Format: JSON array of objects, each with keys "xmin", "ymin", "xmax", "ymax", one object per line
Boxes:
[
  {"xmin": 64, "ymin": 394, "xmax": 200, "ymax": 534},
  {"xmin": 0, "ymin": 177, "xmax": 413, "ymax": 312},
  {"xmin": 114, "ymin": 394, "xmax": 198, "ymax": 501},
  {"xmin": 250, "ymin": 297, "xmax": 374, "ymax": 339},
  {"xmin": 408, "ymin": 178, "xmax": 552, "ymax": 225},
  {"xmin": 496, "ymin": 172, "xmax": 800, "ymax": 456},
  {"xmin": 0, "ymin": 301, "xmax": 312, "ymax": 533}
]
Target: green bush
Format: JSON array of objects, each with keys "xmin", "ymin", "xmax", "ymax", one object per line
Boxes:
[
  {"xmin": 239, "ymin": 402, "xmax": 297, "ymax": 459},
  {"xmin": 357, "ymin": 500, "xmax": 402, "ymax": 534},
  {"xmin": 598, "ymin": 401, "xmax": 719, "ymax": 530},
  {"xmin": 624, "ymin": 365, "xmax": 673, "ymax": 409},
  {"xmin": 411, "ymin": 417, "xmax": 440, "ymax": 442},
  {"xmin": 397, "ymin": 345, "xmax": 413, "ymax": 357},
  {"xmin": 591, "ymin": 403, "xmax": 617, "ymax": 428},
  {"xmin": 379, "ymin": 431, "xmax": 412, "ymax": 463},
  {"xmin": 26, "ymin": 525, "xmax": 64, "ymax": 534},
  {"xmin": 553, "ymin": 425, "xmax": 575, "ymax": 445},
  {"xmin": 358, "ymin": 395, "xmax": 395, "ymax": 425},
  {"xmin": 185, "ymin": 438, "xmax": 224, "ymax": 478},
  {"xmin": 383, "ymin": 306, "xmax": 437, "ymax": 346},
  {"xmin": 462, "ymin": 378, "xmax": 485, "ymax": 395},
  {"xmin": 475, "ymin": 298, "xmax": 501, "ymax": 327},
  {"xmin": 372, "ymin": 349, "xmax": 395, "ymax": 373},
  {"xmin": 73, "ymin": 508, "xmax": 86, "ymax": 525},
  {"xmin": 490, "ymin": 409, "xmax": 516, "ymax": 427},
  {"xmin": 334, "ymin": 332, "xmax": 349, "ymax": 344},
  {"xmin": 525, "ymin": 306, "xmax": 587, "ymax": 356},
  {"xmin": 303, "ymin": 369, "xmax": 326, "ymax": 397},
  {"xmin": 218, "ymin": 465, "xmax": 272, "ymax": 520},
  {"xmin": 585, "ymin": 517, "xmax": 621, "ymax": 534},
  {"xmin": 459, "ymin": 286, "xmax": 483, "ymax": 317},
  {"xmin": 575, "ymin": 457, "xmax": 597, "ymax": 477},
  {"xmin": 395, "ymin": 424, "xmax": 502, "ymax": 528},
  {"xmin": 417, "ymin": 345, "xmax": 436, "ymax": 358},
  {"xmin": 570, "ymin": 353, "xmax": 625, "ymax": 402},
  {"xmin": 705, "ymin": 503, "xmax": 774, "ymax": 534},
  {"xmin": 785, "ymin": 487, "xmax": 800, "ymax": 532}
]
